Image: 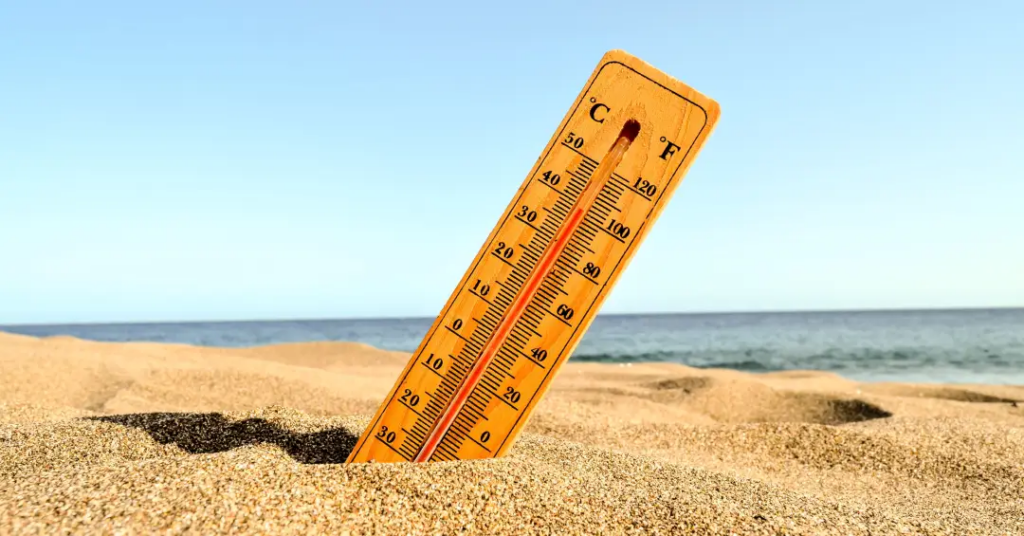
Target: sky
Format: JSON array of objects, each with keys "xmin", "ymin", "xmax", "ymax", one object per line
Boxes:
[{"xmin": 1, "ymin": 1, "xmax": 1022, "ymax": 324}]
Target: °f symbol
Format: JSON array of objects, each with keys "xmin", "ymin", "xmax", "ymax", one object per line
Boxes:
[{"xmin": 659, "ymin": 136, "xmax": 680, "ymax": 160}]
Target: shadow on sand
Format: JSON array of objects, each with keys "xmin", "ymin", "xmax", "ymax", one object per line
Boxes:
[{"xmin": 90, "ymin": 412, "xmax": 357, "ymax": 464}]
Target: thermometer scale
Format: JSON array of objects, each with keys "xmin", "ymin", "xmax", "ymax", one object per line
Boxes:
[{"xmin": 347, "ymin": 50, "xmax": 720, "ymax": 463}]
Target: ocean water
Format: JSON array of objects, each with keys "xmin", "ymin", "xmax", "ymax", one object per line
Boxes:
[{"xmin": 4, "ymin": 309, "xmax": 1022, "ymax": 385}]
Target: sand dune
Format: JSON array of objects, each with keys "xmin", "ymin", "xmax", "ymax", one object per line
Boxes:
[{"xmin": 1, "ymin": 331, "xmax": 1021, "ymax": 534}]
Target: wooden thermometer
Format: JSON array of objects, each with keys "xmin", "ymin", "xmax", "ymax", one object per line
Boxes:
[{"xmin": 347, "ymin": 50, "xmax": 720, "ymax": 463}]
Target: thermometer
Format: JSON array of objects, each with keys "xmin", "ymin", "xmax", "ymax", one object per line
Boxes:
[{"xmin": 347, "ymin": 50, "xmax": 720, "ymax": 463}]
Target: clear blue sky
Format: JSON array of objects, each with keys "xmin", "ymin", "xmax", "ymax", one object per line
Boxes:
[{"xmin": 1, "ymin": 1, "xmax": 1021, "ymax": 324}]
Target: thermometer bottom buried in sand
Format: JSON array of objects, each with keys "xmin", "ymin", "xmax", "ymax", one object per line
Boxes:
[{"xmin": 347, "ymin": 50, "xmax": 720, "ymax": 463}]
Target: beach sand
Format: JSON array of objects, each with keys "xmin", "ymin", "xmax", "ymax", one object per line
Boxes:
[{"xmin": 1, "ymin": 330, "xmax": 1021, "ymax": 534}]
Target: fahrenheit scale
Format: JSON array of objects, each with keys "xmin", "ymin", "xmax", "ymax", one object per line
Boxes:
[{"xmin": 347, "ymin": 50, "xmax": 720, "ymax": 463}]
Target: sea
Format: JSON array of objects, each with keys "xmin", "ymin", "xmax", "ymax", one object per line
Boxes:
[{"xmin": 3, "ymin": 309, "xmax": 1022, "ymax": 385}]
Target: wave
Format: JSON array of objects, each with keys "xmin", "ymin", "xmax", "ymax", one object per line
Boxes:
[
  {"xmin": 568, "ymin": 346, "xmax": 1024, "ymax": 374},
  {"xmin": 569, "ymin": 350, "xmax": 779, "ymax": 371}
]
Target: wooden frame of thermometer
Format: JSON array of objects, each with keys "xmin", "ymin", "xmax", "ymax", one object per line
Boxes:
[{"xmin": 347, "ymin": 50, "xmax": 720, "ymax": 463}]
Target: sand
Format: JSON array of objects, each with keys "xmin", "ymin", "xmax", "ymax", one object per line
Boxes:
[{"xmin": 1, "ymin": 331, "xmax": 1021, "ymax": 535}]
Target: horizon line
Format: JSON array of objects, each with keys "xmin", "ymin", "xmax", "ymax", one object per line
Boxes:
[{"xmin": 2, "ymin": 304, "xmax": 1021, "ymax": 328}]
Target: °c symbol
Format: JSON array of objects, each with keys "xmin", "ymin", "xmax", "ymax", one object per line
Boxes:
[{"xmin": 589, "ymin": 100, "xmax": 610, "ymax": 124}]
